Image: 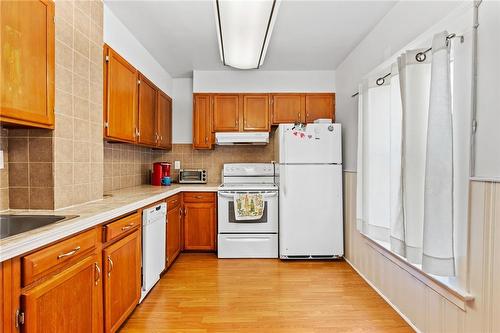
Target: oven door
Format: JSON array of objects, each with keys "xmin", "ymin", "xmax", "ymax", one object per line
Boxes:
[{"xmin": 218, "ymin": 191, "xmax": 278, "ymax": 233}]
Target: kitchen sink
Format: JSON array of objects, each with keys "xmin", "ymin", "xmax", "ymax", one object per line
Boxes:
[{"xmin": 0, "ymin": 215, "xmax": 78, "ymax": 239}]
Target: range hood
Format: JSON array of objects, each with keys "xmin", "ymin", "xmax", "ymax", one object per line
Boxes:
[{"xmin": 215, "ymin": 132, "xmax": 269, "ymax": 145}]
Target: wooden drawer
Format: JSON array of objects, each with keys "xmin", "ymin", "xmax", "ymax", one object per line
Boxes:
[
  {"xmin": 103, "ymin": 212, "xmax": 140, "ymax": 243},
  {"xmin": 183, "ymin": 192, "xmax": 215, "ymax": 203},
  {"xmin": 167, "ymin": 194, "xmax": 181, "ymax": 211},
  {"xmin": 22, "ymin": 228, "xmax": 97, "ymax": 286}
]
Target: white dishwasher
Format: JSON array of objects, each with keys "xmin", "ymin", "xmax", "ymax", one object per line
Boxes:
[{"xmin": 140, "ymin": 202, "xmax": 166, "ymax": 303}]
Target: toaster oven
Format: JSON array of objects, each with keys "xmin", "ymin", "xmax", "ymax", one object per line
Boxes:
[{"xmin": 179, "ymin": 169, "xmax": 207, "ymax": 184}]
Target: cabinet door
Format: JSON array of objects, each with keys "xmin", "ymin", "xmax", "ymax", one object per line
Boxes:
[
  {"xmin": 103, "ymin": 230, "xmax": 141, "ymax": 333},
  {"xmin": 305, "ymin": 94, "xmax": 335, "ymax": 123},
  {"xmin": 243, "ymin": 94, "xmax": 270, "ymax": 131},
  {"xmin": 21, "ymin": 254, "xmax": 101, "ymax": 333},
  {"xmin": 0, "ymin": 0, "xmax": 55, "ymax": 128},
  {"xmin": 166, "ymin": 205, "xmax": 182, "ymax": 267},
  {"xmin": 104, "ymin": 46, "xmax": 138, "ymax": 143},
  {"xmin": 184, "ymin": 202, "xmax": 216, "ymax": 251},
  {"xmin": 271, "ymin": 94, "xmax": 305, "ymax": 124},
  {"xmin": 137, "ymin": 74, "xmax": 157, "ymax": 146},
  {"xmin": 157, "ymin": 91, "xmax": 172, "ymax": 149},
  {"xmin": 213, "ymin": 94, "xmax": 239, "ymax": 132},
  {"xmin": 193, "ymin": 94, "xmax": 213, "ymax": 149}
]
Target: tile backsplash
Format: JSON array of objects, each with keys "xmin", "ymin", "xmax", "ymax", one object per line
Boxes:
[
  {"xmin": 104, "ymin": 131, "xmax": 275, "ymax": 192},
  {"xmin": 53, "ymin": 0, "xmax": 104, "ymax": 209}
]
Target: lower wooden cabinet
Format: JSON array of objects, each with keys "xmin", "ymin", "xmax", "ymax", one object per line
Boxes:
[
  {"xmin": 103, "ymin": 229, "xmax": 141, "ymax": 333},
  {"xmin": 21, "ymin": 254, "xmax": 102, "ymax": 333},
  {"xmin": 166, "ymin": 203, "xmax": 182, "ymax": 267},
  {"xmin": 183, "ymin": 193, "xmax": 217, "ymax": 251}
]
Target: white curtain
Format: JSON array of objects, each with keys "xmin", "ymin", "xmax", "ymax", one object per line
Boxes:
[
  {"xmin": 356, "ymin": 67, "xmax": 403, "ymax": 245},
  {"xmin": 356, "ymin": 31, "xmax": 456, "ymax": 277},
  {"xmin": 422, "ymin": 31, "xmax": 455, "ymax": 276}
]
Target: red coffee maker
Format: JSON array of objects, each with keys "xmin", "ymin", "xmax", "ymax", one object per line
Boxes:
[{"xmin": 151, "ymin": 162, "xmax": 171, "ymax": 186}]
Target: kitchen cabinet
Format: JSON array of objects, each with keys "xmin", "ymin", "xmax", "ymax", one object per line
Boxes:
[
  {"xmin": 21, "ymin": 254, "xmax": 102, "ymax": 333},
  {"xmin": 183, "ymin": 193, "xmax": 217, "ymax": 251},
  {"xmin": 166, "ymin": 195, "xmax": 182, "ymax": 267},
  {"xmin": 271, "ymin": 93, "xmax": 336, "ymax": 124},
  {"xmin": 193, "ymin": 94, "xmax": 213, "ymax": 149},
  {"xmin": 212, "ymin": 94, "xmax": 240, "ymax": 132},
  {"xmin": 271, "ymin": 94, "xmax": 305, "ymax": 124},
  {"xmin": 157, "ymin": 91, "xmax": 172, "ymax": 149},
  {"xmin": 243, "ymin": 94, "xmax": 270, "ymax": 131},
  {"xmin": 137, "ymin": 74, "xmax": 158, "ymax": 146},
  {"xmin": 0, "ymin": 0, "xmax": 55, "ymax": 129},
  {"xmin": 104, "ymin": 45, "xmax": 172, "ymax": 150},
  {"xmin": 305, "ymin": 94, "xmax": 335, "ymax": 123},
  {"xmin": 104, "ymin": 45, "xmax": 138, "ymax": 143},
  {"xmin": 103, "ymin": 229, "xmax": 141, "ymax": 333}
]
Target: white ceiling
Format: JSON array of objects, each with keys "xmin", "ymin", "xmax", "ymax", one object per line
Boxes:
[{"xmin": 104, "ymin": 0, "xmax": 397, "ymax": 78}]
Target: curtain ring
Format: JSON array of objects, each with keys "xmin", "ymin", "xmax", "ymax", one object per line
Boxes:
[
  {"xmin": 376, "ymin": 77, "xmax": 385, "ymax": 86},
  {"xmin": 416, "ymin": 52, "xmax": 427, "ymax": 62}
]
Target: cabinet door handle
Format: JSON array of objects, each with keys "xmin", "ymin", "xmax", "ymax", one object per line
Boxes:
[
  {"xmin": 107, "ymin": 256, "xmax": 114, "ymax": 277},
  {"xmin": 205, "ymin": 136, "xmax": 208, "ymax": 143},
  {"xmin": 194, "ymin": 195, "xmax": 203, "ymax": 199},
  {"xmin": 95, "ymin": 263, "xmax": 101, "ymax": 285},
  {"xmin": 179, "ymin": 208, "xmax": 182, "ymax": 218},
  {"xmin": 57, "ymin": 246, "xmax": 81, "ymax": 259},
  {"xmin": 121, "ymin": 223, "xmax": 135, "ymax": 231}
]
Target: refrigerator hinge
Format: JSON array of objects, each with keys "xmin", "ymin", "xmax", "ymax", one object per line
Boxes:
[{"xmin": 15, "ymin": 309, "xmax": 25, "ymax": 328}]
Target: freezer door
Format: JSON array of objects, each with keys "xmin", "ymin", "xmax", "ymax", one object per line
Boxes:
[
  {"xmin": 279, "ymin": 164, "xmax": 343, "ymax": 257},
  {"xmin": 277, "ymin": 123, "xmax": 342, "ymax": 164}
]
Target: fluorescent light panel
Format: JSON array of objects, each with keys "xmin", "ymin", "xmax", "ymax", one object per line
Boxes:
[{"xmin": 215, "ymin": 0, "xmax": 280, "ymax": 70}]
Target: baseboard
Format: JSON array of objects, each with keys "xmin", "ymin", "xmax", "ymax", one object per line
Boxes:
[{"xmin": 344, "ymin": 257, "xmax": 421, "ymax": 333}]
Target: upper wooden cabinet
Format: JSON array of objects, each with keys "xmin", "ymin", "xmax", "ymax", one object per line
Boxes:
[
  {"xmin": 243, "ymin": 94, "xmax": 270, "ymax": 131},
  {"xmin": 157, "ymin": 91, "xmax": 172, "ymax": 149},
  {"xmin": 271, "ymin": 94, "xmax": 305, "ymax": 124},
  {"xmin": 271, "ymin": 93, "xmax": 335, "ymax": 124},
  {"xmin": 137, "ymin": 74, "xmax": 157, "ymax": 146},
  {"xmin": 213, "ymin": 94, "xmax": 240, "ymax": 132},
  {"xmin": 103, "ymin": 45, "xmax": 172, "ymax": 149},
  {"xmin": 193, "ymin": 94, "xmax": 213, "ymax": 149},
  {"xmin": 0, "ymin": 0, "xmax": 55, "ymax": 129},
  {"xmin": 305, "ymin": 93, "xmax": 335, "ymax": 123},
  {"xmin": 104, "ymin": 45, "xmax": 138, "ymax": 143}
]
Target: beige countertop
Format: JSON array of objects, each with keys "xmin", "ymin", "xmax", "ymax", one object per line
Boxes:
[{"xmin": 0, "ymin": 183, "xmax": 219, "ymax": 262}]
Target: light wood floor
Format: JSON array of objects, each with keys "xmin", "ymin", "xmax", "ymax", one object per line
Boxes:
[{"xmin": 119, "ymin": 253, "xmax": 413, "ymax": 333}]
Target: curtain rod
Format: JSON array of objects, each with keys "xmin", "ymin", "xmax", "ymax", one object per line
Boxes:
[{"xmin": 351, "ymin": 33, "xmax": 464, "ymax": 98}]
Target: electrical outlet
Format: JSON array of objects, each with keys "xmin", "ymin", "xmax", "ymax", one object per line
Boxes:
[
  {"xmin": 174, "ymin": 160, "xmax": 181, "ymax": 170},
  {"xmin": 0, "ymin": 150, "xmax": 4, "ymax": 170}
]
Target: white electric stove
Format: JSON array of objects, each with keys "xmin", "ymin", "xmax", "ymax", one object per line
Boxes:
[{"xmin": 217, "ymin": 163, "xmax": 278, "ymax": 258}]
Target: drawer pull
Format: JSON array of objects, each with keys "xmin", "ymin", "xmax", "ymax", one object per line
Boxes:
[
  {"xmin": 121, "ymin": 223, "xmax": 135, "ymax": 231},
  {"xmin": 57, "ymin": 246, "xmax": 81, "ymax": 259},
  {"xmin": 107, "ymin": 256, "xmax": 114, "ymax": 277},
  {"xmin": 94, "ymin": 263, "xmax": 101, "ymax": 285},
  {"xmin": 194, "ymin": 195, "xmax": 203, "ymax": 199}
]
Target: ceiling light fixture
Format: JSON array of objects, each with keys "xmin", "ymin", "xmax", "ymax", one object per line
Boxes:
[{"xmin": 214, "ymin": 0, "xmax": 280, "ymax": 70}]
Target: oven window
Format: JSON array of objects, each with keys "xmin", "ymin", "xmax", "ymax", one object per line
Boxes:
[{"xmin": 228, "ymin": 202, "xmax": 268, "ymax": 223}]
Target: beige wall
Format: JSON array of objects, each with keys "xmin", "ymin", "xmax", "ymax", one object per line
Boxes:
[
  {"xmin": 343, "ymin": 171, "xmax": 500, "ymax": 332},
  {"xmin": 103, "ymin": 137, "xmax": 275, "ymax": 192}
]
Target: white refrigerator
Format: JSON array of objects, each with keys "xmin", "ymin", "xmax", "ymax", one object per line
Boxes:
[{"xmin": 275, "ymin": 123, "xmax": 343, "ymax": 259}]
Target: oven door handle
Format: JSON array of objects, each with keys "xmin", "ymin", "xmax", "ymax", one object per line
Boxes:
[{"xmin": 218, "ymin": 192, "xmax": 278, "ymax": 198}]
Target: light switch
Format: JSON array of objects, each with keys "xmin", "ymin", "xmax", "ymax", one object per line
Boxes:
[
  {"xmin": 174, "ymin": 160, "xmax": 181, "ymax": 170},
  {"xmin": 0, "ymin": 150, "xmax": 4, "ymax": 170}
]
